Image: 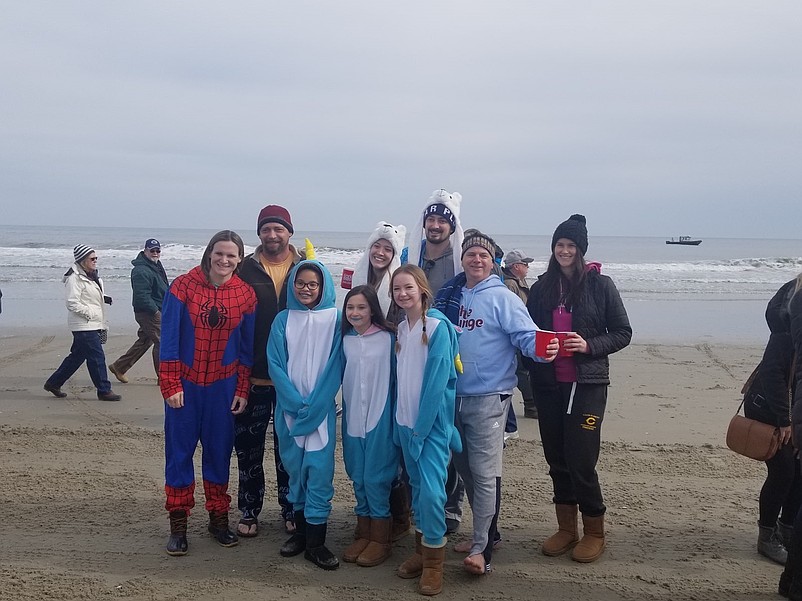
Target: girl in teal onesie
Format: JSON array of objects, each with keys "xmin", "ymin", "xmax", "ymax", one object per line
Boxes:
[
  {"xmin": 391, "ymin": 264, "xmax": 460, "ymax": 596},
  {"xmin": 340, "ymin": 285, "xmax": 399, "ymax": 567},
  {"xmin": 267, "ymin": 259, "xmax": 343, "ymax": 570}
]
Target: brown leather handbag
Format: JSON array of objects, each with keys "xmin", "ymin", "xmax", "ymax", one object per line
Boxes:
[{"xmin": 726, "ymin": 404, "xmax": 781, "ymax": 461}]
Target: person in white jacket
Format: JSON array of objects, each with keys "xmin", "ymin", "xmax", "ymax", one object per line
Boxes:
[{"xmin": 44, "ymin": 244, "xmax": 121, "ymax": 401}]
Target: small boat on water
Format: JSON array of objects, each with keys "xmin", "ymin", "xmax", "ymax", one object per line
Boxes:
[{"xmin": 666, "ymin": 236, "xmax": 702, "ymax": 246}]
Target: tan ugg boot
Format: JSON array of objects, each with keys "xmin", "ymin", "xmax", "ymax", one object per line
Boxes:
[
  {"xmin": 397, "ymin": 531, "xmax": 423, "ymax": 579},
  {"xmin": 542, "ymin": 503, "xmax": 579, "ymax": 556},
  {"xmin": 342, "ymin": 515, "xmax": 371, "ymax": 563},
  {"xmin": 571, "ymin": 513, "xmax": 606, "ymax": 563},
  {"xmin": 418, "ymin": 543, "xmax": 446, "ymax": 596},
  {"xmin": 357, "ymin": 517, "xmax": 392, "ymax": 567}
]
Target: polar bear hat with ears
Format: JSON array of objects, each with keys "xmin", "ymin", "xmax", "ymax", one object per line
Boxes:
[
  {"xmin": 351, "ymin": 221, "xmax": 407, "ymax": 314},
  {"xmin": 406, "ymin": 189, "xmax": 464, "ymax": 276}
]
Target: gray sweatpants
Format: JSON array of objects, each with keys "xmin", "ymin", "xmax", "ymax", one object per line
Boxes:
[{"xmin": 451, "ymin": 393, "xmax": 510, "ymax": 559}]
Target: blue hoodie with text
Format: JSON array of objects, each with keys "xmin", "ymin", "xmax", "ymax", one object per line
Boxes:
[{"xmin": 436, "ymin": 273, "xmax": 542, "ymax": 396}]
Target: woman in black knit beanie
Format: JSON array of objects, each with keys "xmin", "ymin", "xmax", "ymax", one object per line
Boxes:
[{"xmin": 525, "ymin": 214, "xmax": 632, "ymax": 563}]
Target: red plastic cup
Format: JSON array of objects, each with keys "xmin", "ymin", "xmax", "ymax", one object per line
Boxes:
[
  {"xmin": 535, "ymin": 330, "xmax": 556, "ymax": 358},
  {"xmin": 535, "ymin": 330, "xmax": 574, "ymax": 358},
  {"xmin": 555, "ymin": 332, "xmax": 574, "ymax": 357},
  {"xmin": 341, "ymin": 268, "xmax": 353, "ymax": 289}
]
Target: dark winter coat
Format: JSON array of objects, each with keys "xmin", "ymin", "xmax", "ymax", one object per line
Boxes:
[
  {"xmin": 238, "ymin": 245, "xmax": 303, "ymax": 381},
  {"xmin": 766, "ymin": 279, "xmax": 796, "ymax": 334},
  {"xmin": 744, "ymin": 332, "xmax": 795, "ymax": 427},
  {"xmin": 526, "ymin": 269, "xmax": 631, "ymax": 386},
  {"xmin": 130, "ymin": 252, "xmax": 169, "ymax": 315},
  {"xmin": 790, "ymin": 286, "xmax": 802, "ymax": 411}
]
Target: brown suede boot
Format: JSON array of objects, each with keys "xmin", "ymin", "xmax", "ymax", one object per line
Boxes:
[
  {"xmin": 397, "ymin": 531, "xmax": 423, "ymax": 579},
  {"xmin": 418, "ymin": 543, "xmax": 446, "ymax": 596},
  {"xmin": 390, "ymin": 483, "xmax": 412, "ymax": 541},
  {"xmin": 357, "ymin": 517, "xmax": 392, "ymax": 567},
  {"xmin": 342, "ymin": 516, "xmax": 371, "ymax": 563},
  {"xmin": 542, "ymin": 503, "xmax": 579, "ymax": 556},
  {"xmin": 571, "ymin": 513, "xmax": 606, "ymax": 563}
]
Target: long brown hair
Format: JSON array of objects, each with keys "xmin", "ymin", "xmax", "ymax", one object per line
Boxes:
[
  {"xmin": 341, "ymin": 285, "xmax": 396, "ymax": 337},
  {"xmin": 391, "ymin": 264, "xmax": 433, "ymax": 349},
  {"xmin": 201, "ymin": 230, "xmax": 245, "ymax": 279},
  {"xmin": 538, "ymin": 250, "xmax": 588, "ymax": 310}
]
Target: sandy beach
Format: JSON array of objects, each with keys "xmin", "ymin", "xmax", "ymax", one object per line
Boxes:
[{"xmin": 0, "ymin": 329, "xmax": 781, "ymax": 600}]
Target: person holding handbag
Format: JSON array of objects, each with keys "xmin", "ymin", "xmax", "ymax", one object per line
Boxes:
[
  {"xmin": 779, "ymin": 275, "xmax": 802, "ymax": 599},
  {"xmin": 742, "ymin": 329, "xmax": 798, "ymax": 565}
]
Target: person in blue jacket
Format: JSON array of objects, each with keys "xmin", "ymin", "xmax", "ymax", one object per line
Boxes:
[
  {"xmin": 391, "ymin": 264, "xmax": 461, "ymax": 596},
  {"xmin": 267, "ymin": 257, "xmax": 343, "ymax": 570},
  {"xmin": 340, "ymin": 285, "xmax": 399, "ymax": 567},
  {"xmin": 435, "ymin": 230, "xmax": 557, "ymax": 576}
]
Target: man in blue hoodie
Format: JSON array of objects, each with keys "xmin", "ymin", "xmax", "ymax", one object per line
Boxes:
[{"xmin": 435, "ymin": 230, "xmax": 557, "ymax": 576}]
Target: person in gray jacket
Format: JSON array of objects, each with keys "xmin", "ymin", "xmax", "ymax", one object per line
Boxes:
[
  {"xmin": 109, "ymin": 238, "xmax": 169, "ymax": 382},
  {"xmin": 503, "ymin": 249, "xmax": 538, "ymax": 420}
]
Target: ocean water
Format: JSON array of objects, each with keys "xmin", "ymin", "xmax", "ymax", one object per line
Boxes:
[{"xmin": 1, "ymin": 224, "xmax": 800, "ymax": 345}]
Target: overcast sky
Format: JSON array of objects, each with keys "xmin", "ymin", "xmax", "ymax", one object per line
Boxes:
[{"xmin": 1, "ymin": 1, "xmax": 800, "ymax": 238}]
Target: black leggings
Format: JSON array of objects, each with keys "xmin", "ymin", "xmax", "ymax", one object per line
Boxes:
[{"xmin": 760, "ymin": 442, "xmax": 802, "ymax": 527}]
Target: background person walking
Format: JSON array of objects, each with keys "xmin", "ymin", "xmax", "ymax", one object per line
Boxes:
[
  {"xmin": 44, "ymin": 244, "xmax": 120, "ymax": 402},
  {"xmin": 109, "ymin": 238, "xmax": 168, "ymax": 383}
]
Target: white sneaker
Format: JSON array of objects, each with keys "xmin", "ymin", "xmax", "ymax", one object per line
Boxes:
[{"xmin": 504, "ymin": 430, "xmax": 519, "ymax": 442}]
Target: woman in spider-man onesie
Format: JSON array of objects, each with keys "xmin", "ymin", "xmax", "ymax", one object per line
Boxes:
[{"xmin": 159, "ymin": 230, "xmax": 257, "ymax": 556}]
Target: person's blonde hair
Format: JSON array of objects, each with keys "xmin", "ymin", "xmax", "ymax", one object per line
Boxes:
[
  {"xmin": 391, "ymin": 264, "xmax": 433, "ymax": 351},
  {"xmin": 794, "ymin": 272, "xmax": 802, "ymax": 298}
]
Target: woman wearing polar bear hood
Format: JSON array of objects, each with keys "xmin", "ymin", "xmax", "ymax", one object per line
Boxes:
[{"xmin": 351, "ymin": 222, "xmax": 407, "ymax": 316}]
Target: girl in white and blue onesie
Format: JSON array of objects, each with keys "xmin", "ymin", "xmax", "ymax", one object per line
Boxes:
[
  {"xmin": 390, "ymin": 264, "xmax": 460, "ymax": 596},
  {"xmin": 267, "ymin": 259, "xmax": 343, "ymax": 570},
  {"xmin": 340, "ymin": 285, "xmax": 399, "ymax": 566}
]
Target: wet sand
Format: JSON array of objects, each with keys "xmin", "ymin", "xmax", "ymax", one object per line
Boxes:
[{"xmin": 0, "ymin": 330, "xmax": 779, "ymax": 600}]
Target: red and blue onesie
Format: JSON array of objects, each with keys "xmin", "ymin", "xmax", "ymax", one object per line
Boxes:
[{"xmin": 159, "ymin": 266, "xmax": 256, "ymax": 514}]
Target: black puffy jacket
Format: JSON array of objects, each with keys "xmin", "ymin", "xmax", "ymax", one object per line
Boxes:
[
  {"xmin": 526, "ymin": 270, "xmax": 632, "ymax": 386},
  {"xmin": 744, "ymin": 332, "xmax": 794, "ymax": 427},
  {"xmin": 766, "ymin": 279, "xmax": 796, "ymax": 334},
  {"xmin": 790, "ymin": 287, "xmax": 802, "ymax": 411}
]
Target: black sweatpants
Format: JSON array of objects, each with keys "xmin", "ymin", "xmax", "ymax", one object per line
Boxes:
[{"xmin": 535, "ymin": 382, "xmax": 607, "ymax": 517}]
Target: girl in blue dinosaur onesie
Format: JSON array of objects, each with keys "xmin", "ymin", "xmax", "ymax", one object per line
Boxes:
[
  {"xmin": 267, "ymin": 258, "xmax": 343, "ymax": 570},
  {"xmin": 391, "ymin": 264, "xmax": 461, "ymax": 597},
  {"xmin": 340, "ymin": 285, "xmax": 399, "ymax": 567}
]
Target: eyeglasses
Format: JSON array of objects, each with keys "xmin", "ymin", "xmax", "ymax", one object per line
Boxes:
[
  {"xmin": 148, "ymin": 248, "xmax": 161, "ymax": 254},
  {"xmin": 87, "ymin": 257, "xmax": 98, "ymax": 261},
  {"xmin": 294, "ymin": 280, "xmax": 320, "ymax": 291}
]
